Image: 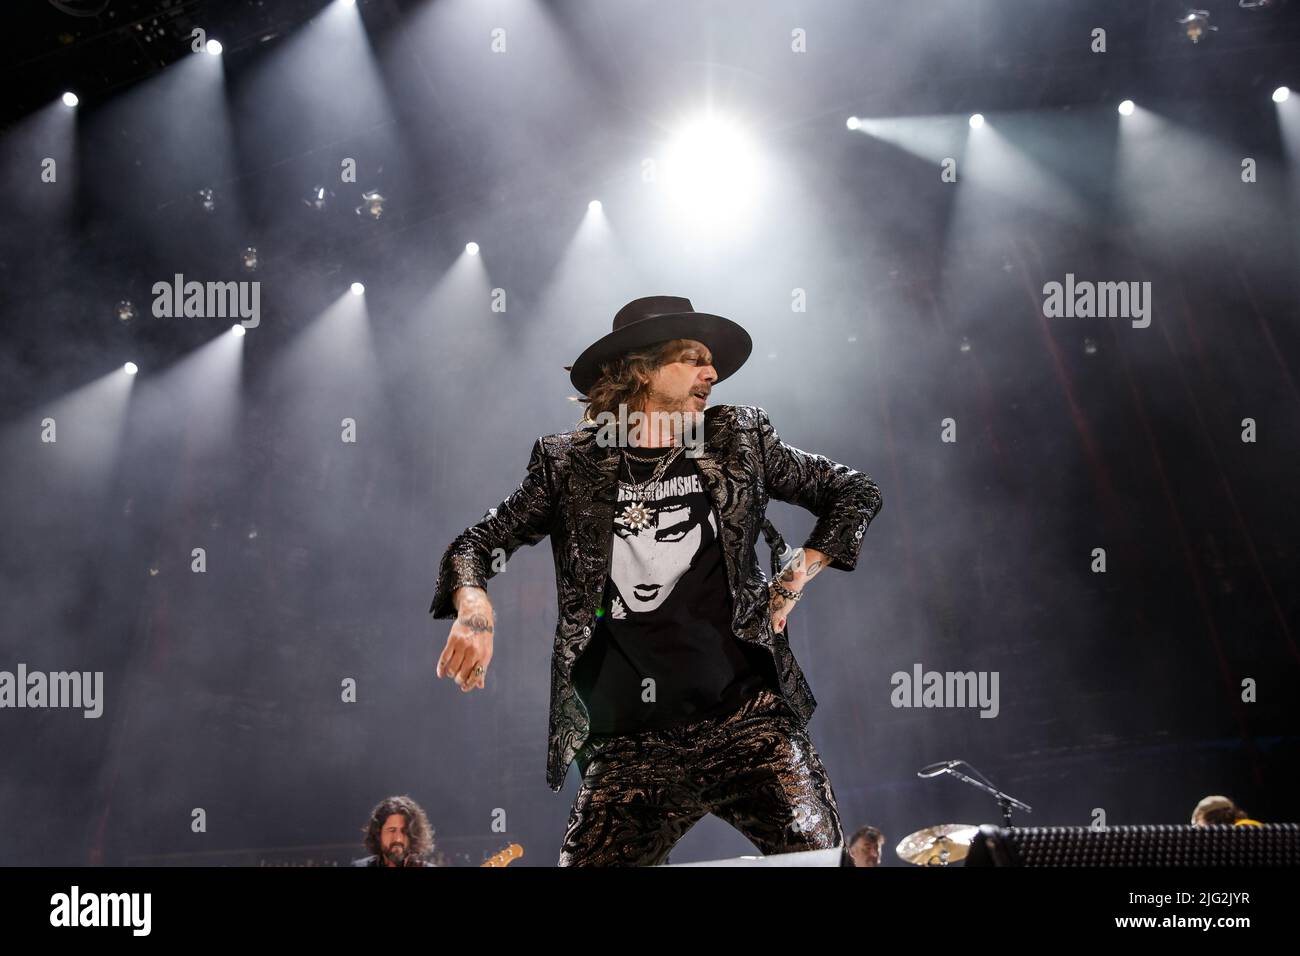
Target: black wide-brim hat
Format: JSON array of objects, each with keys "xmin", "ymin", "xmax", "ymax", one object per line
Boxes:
[{"xmin": 568, "ymin": 295, "xmax": 752, "ymax": 396}]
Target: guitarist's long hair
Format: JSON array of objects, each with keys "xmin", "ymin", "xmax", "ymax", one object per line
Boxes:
[{"xmin": 362, "ymin": 795, "xmax": 435, "ymax": 860}]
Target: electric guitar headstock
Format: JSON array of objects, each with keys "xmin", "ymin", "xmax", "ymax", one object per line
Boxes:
[{"xmin": 479, "ymin": 843, "xmax": 524, "ymax": 867}]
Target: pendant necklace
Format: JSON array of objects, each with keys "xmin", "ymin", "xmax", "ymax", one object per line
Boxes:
[{"xmin": 616, "ymin": 443, "xmax": 683, "ymax": 531}]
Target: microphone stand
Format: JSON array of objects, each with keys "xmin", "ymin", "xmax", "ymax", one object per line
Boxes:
[{"xmin": 923, "ymin": 760, "xmax": 1033, "ymax": 828}]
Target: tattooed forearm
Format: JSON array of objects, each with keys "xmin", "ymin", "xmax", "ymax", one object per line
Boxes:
[
  {"xmin": 776, "ymin": 547, "xmax": 826, "ymax": 589},
  {"xmin": 454, "ymin": 586, "xmax": 494, "ymax": 633}
]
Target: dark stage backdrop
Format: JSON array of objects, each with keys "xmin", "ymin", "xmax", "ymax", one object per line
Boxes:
[{"xmin": 0, "ymin": 0, "xmax": 1296, "ymax": 865}]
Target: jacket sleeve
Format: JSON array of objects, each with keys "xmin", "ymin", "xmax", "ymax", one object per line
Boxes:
[
  {"xmin": 756, "ymin": 406, "xmax": 882, "ymax": 572},
  {"xmin": 429, "ymin": 437, "xmax": 556, "ymax": 619}
]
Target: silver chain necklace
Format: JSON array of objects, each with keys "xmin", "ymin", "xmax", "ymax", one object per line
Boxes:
[{"xmin": 616, "ymin": 444, "xmax": 684, "ymax": 531}]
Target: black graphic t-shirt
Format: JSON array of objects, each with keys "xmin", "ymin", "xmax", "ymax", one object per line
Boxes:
[{"xmin": 572, "ymin": 445, "xmax": 777, "ymax": 736}]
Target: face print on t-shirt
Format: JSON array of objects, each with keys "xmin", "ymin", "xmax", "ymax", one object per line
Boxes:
[{"xmin": 610, "ymin": 477, "xmax": 719, "ymax": 615}]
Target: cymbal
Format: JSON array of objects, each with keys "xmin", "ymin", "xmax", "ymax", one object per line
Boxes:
[{"xmin": 896, "ymin": 824, "xmax": 980, "ymax": 865}]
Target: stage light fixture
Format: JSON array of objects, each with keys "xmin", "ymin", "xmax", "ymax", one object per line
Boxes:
[
  {"xmin": 356, "ymin": 190, "xmax": 386, "ymax": 219},
  {"xmin": 303, "ymin": 186, "xmax": 334, "ymax": 211},
  {"xmin": 1176, "ymin": 10, "xmax": 1217, "ymax": 43}
]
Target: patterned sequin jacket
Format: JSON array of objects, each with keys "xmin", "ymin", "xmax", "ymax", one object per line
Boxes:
[{"xmin": 429, "ymin": 403, "xmax": 883, "ymax": 792}]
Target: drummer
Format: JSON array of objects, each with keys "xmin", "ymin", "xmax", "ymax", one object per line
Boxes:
[{"xmin": 847, "ymin": 825, "xmax": 886, "ymax": 867}]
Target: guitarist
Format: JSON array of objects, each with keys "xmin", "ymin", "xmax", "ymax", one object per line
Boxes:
[{"xmin": 352, "ymin": 795, "xmax": 438, "ymax": 867}]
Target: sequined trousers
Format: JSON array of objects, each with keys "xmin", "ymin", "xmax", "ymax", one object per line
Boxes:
[{"xmin": 558, "ymin": 686, "xmax": 844, "ymax": 865}]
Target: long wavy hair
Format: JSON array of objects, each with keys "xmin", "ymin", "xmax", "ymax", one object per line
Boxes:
[
  {"xmin": 566, "ymin": 337, "xmax": 694, "ymax": 425},
  {"xmin": 362, "ymin": 795, "xmax": 435, "ymax": 860}
]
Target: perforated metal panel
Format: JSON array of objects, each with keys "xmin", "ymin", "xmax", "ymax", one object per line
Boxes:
[{"xmin": 965, "ymin": 824, "xmax": 1300, "ymax": 867}]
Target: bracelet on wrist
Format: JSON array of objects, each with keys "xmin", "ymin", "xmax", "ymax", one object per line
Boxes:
[{"xmin": 770, "ymin": 579, "xmax": 802, "ymax": 602}]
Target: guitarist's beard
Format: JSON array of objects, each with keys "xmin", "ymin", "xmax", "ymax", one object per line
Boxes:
[{"xmin": 382, "ymin": 843, "xmax": 408, "ymax": 866}]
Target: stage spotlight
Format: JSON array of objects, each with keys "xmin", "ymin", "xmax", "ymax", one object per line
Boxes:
[
  {"xmin": 350, "ymin": 282, "xmax": 365, "ymax": 296},
  {"xmin": 662, "ymin": 114, "xmax": 761, "ymax": 227},
  {"xmin": 969, "ymin": 113, "xmax": 984, "ymax": 129},
  {"xmin": 206, "ymin": 39, "xmax": 223, "ymax": 56},
  {"xmin": 124, "ymin": 362, "xmax": 139, "ymax": 376},
  {"xmin": 115, "ymin": 301, "xmax": 136, "ymax": 323},
  {"xmin": 231, "ymin": 325, "xmax": 246, "ymax": 337},
  {"xmin": 1118, "ymin": 99, "xmax": 1135, "ymax": 115},
  {"xmin": 195, "ymin": 187, "xmax": 216, "ymax": 213},
  {"xmin": 1273, "ymin": 86, "xmax": 1291, "ymax": 103},
  {"xmin": 846, "ymin": 116, "xmax": 861, "ymax": 130},
  {"xmin": 240, "ymin": 247, "xmax": 259, "ymax": 272},
  {"xmin": 356, "ymin": 190, "xmax": 386, "ymax": 219},
  {"xmin": 61, "ymin": 91, "xmax": 78, "ymax": 107},
  {"xmin": 588, "ymin": 199, "xmax": 602, "ymax": 212},
  {"xmin": 465, "ymin": 242, "xmax": 480, "ymax": 256}
]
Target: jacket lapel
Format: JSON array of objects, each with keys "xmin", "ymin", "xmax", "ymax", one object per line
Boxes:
[
  {"xmin": 689, "ymin": 410, "xmax": 739, "ymax": 605},
  {"xmin": 568, "ymin": 425, "xmax": 623, "ymax": 613}
]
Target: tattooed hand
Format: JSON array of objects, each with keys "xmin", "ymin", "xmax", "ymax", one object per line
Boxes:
[
  {"xmin": 768, "ymin": 547, "xmax": 826, "ymax": 634},
  {"xmin": 439, "ymin": 586, "xmax": 494, "ymax": 693}
]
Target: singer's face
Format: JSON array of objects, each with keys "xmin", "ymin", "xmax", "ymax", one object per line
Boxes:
[
  {"xmin": 644, "ymin": 340, "xmax": 716, "ymax": 414},
  {"xmin": 380, "ymin": 814, "xmax": 409, "ymax": 865}
]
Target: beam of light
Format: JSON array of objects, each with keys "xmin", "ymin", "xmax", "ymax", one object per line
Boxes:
[
  {"xmin": 0, "ymin": 367, "xmax": 136, "ymax": 503},
  {"xmin": 134, "ymin": 327, "xmax": 245, "ymax": 463},
  {"xmin": 1276, "ymin": 96, "xmax": 1300, "ymax": 203},
  {"xmin": 850, "ymin": 114, "xmax": 970, "ymax": 165},
  {"xmin": 1116, "ymin": 103, "xmax": 1285, "ymax": 268},
  {"xmin": 533, "ymin": 186, "xmax": 638, "ymax": 387}
]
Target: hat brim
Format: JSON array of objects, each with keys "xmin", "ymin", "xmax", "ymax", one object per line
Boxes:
[{"xmin": 569, "ymin": 312, "xmax": 752, "ymax": 395}]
